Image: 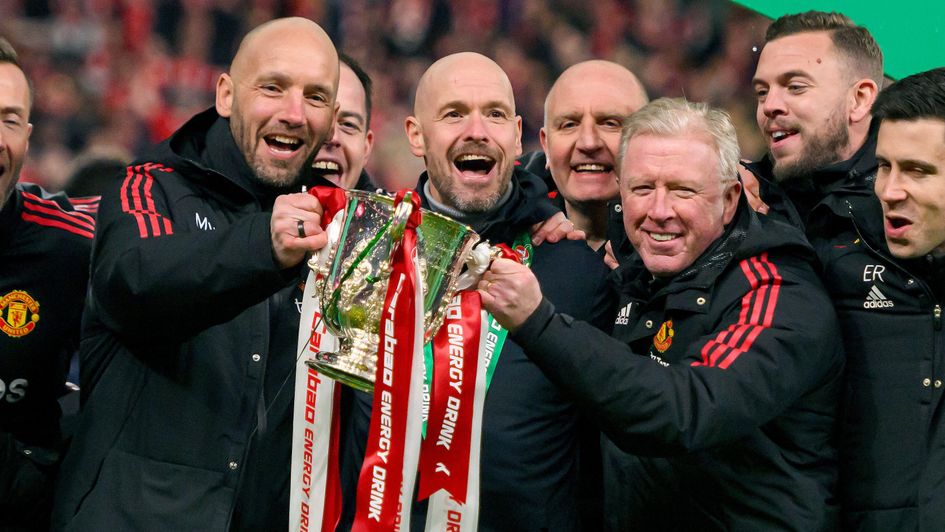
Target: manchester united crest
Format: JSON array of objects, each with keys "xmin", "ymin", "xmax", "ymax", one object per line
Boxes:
[
  {"xmin": 0, "ymin": 290, "xmax": 40, "ymax": 338},
  {"xmin": 653, "ymin": 319, "xmax": 674, "ymax": 353}
]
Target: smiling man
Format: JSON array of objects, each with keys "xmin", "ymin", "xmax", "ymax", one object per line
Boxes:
[
  {"xmin": 311, "ymin": 54, "xmax": 375, "ymax": 190},
  {"xmin": 53, "ymin": 18, "xmax": 338, "ymax": 530},
  {"xmin": 538, "ymin": 60, "xmax": 647, "ymax": 249},
  {"xmin": 480, "ymin": 97, "xmax": 843, "ymax": 531},
  {"xmin": 811, "ymin": 67, "xmax": 945, "ymax": 530},
  {"xmin": 744, "ymin": 11, "xmax": 882, "ymax": 225},
  {"xmin": 350, "ymin": 52, "xmax": 613, "ymax": 529}
]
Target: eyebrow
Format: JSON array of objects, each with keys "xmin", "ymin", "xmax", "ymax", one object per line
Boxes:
[
  {"xmin": 752, "ymin": 69, "xmax": 810, "ymax": 86},
  {"xmin": 256, "ymin": 71, "xmax": 334, "ymax": 95},
  {"xmin": 0, "ymin": 105, "xmax": 26, "ymax": 116},
  {"xmin": 439, "ymin": 99, "xmax": 513, "ymax": 113},
  {"xmin": 898, "ymin": 158, "xmax": 938, "ymax": 174},
  {"xmin": 338, "ymin": 109, "xmax": 365, "ymax": 125}
]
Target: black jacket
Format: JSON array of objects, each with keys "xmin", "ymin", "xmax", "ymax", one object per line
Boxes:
[
  {"xmin": 513, "ymin": 199, "xmax": 843, "ymax": 531},
  {"xmin": 1, "ymin": 184, "xmax": 93, "ymax": 528},
  {"xmin": 53, "ymin": 109, "xmax": 313, "ymax": 530},
  {"xmin": 342, "ymin": 169, "xmax": 612, "ymax": 531},
  {"xmin": 801, "ymin": 173, "xmax": 945, "ymax": 531}
]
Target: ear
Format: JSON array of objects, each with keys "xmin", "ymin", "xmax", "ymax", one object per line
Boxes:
[
  {"xmin": 363, "ymin": 129, "xmax": 375, "ymax": 161},
  {"xmin": 722, "ymin": 180, "xmax": 742, "ymax": 225},
  {"xmin": 405, "ymin": 116, "xmax": 425, "ymax": 158},
  {"xmin": 539, "ymin": 127, "xmax": 549, "ymax": 168},
  {"xmin": 215, "ymin": 73, "xmax": 234, "ymax": 118},
  {"xmin": 849, "ymin": 78, "xmax": 880, "ymax": 125},
  {"xmin": 514, "ymin": 115, "xmax": 523, "ymax": 157},
  {"xmin": 25, "ymin": 122, "xmax": 32, "ymax": 153}
]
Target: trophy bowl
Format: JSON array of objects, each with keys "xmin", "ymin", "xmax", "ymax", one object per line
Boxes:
[{"xmin": 306, "ymin": 189, "xmax": 480, "ymax": 392}]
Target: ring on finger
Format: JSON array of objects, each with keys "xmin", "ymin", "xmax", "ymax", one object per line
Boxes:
[{"xmin": 297, "ymin": 219, "xmax": 306, "ymax": 238}]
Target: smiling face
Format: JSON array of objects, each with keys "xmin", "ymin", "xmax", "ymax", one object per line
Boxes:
[
  {"xmin": 216, "ymin": 19, "xmax": 339, "ymax": 188},
  {"xmin": 312, "ymin": 63, "xmax": 374, "ymax": 188},
  {"xmin": 875, "ymin": 118, "xmax": 945, "ymax": 259},
  {"xmin": 0, "ymin": 62, "xmax": 31, "ymax": 211},
  {"xmin": 541, "ymin": 62, "xmax": 647, "ymax": 206},
  {"xmin": 406, "ymin": 53, "xmax": 522, "ymax": 213},
  {"xmin": 620, "ymin": 131, "xmax": 740, "ymax": 276},
  {"xmin": 752, "ymin": 31, "xmax": 855, "ymax": 182}
]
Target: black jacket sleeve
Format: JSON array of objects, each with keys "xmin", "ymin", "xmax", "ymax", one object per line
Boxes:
[
  {"xmin": 89, "ymin": 170, "xmax": 296, "ymax": 344},
  {"xmin": 512, "ymin": 253, "xmax": 844, "ymax": 456}
]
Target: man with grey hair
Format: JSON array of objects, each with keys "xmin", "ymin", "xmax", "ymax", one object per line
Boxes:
[{"xmin": 480, "ymin": 97, "xmax": 844, "ymax": 530}]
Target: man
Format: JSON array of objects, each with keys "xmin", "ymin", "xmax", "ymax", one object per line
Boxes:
[
  {"xmin": 535, "ymin": 60, "xmax": 648, "ymax": 249},
  {"xmin": 312, "ymin": 53, "xmax": 376, "ymax": 191},
  {"xmin": 0, "ymin": 37, "xmax": 93, "ymax": 529},
  {"xmin": 481, "ymin": 98, "xmax": 843, "ymax": 530},
  {"xmin": 811, "ymin": 67, "xmax": 945, "ymax": 530},
  {"xmin": 744, "ymin": 10, "xmax": 883, "ymax": 226},
  {"xmin": 343, "ymin": 52, "xmax": 611, "ymax": 530},
  {"xmin": 52, "ymin": 18, "xmax": 338, "ymax": 530}
]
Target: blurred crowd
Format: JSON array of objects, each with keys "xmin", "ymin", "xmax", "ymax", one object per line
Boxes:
[{"xmin": 0, "ymin": 0, "xmax": 771, "ymax": 193}]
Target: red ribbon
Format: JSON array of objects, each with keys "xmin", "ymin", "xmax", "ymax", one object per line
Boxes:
[
  {"xmin": 307, "ymin": 185, "xmax": 348, "ymax": 226},
  {"xmin": 418, "ymin": 291, "xmax": 483, "ymax": 503},
  {"xmin": 353, "ymin": 190, "xmax": 423, "ymax": 529}
]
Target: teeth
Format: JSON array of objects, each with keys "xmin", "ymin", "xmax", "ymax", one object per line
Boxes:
[
  {"xmin": 313, "ymin": 161, "xmax": 340, "ymax": 171},
  {"xmin": 575, "ymin": 164, "xmax": 607, "ymax": 172},
  {"xmin": 457, "ymin": 154, "xmax": 491, "ymax": 162},
  {"xmin": 772, "ymin": 131, "xmax": 788, "ymax": 141},
  {"xmin": 271, "ymin": 134, "xmax": 301, "ymax": 145},
  {"xmin": 649, "ymin": 232, "xmax": 677, "ymax": 242}
]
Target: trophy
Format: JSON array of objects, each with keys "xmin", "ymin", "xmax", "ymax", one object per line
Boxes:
[{"xmin": 305, "ymin": 189, "xmax": 480, "ymax": 392}]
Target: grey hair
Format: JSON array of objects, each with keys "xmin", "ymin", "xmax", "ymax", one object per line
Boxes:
[{"xmin": 617, "ymin": 97, "xmax": 739, "ymax": 184}]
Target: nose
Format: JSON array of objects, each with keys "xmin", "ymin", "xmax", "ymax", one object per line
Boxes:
[
  {"xmin": 277, "ymin": 90, "xmax": 306, "ymax": 128},
  {"xmin": 647, "ymin": 187, "xmax": 675, "ymax": 223},
  {"xmin": 760, "ymin": 86, "xmax": 787, "ymax": 119},
  {"xmin": 876, "ymin": 167, "xmax": 908, "ymax": 205},
  {"xmin": 577, "ymin": 119, "xmax": 603, "ymax": 152},
  {"xmin": 463, "ymin": 112, "xmax": 489, "ymax": 143}
]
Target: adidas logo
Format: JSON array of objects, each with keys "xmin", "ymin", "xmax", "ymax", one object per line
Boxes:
[
  {"xmin": 615, "ymin": 302, "xmax": 633, "ymax": 325},
  {"xmin": 863, "ymin": 285, "xmax": 895, "ymax": 309}
]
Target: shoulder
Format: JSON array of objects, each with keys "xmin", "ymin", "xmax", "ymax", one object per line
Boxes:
[{"xmin": 16, "ymin": 184, "xmax": 96, "ymax": 243}]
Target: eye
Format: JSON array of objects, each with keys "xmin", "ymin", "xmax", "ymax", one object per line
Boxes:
[
  {"xmin": 444, "ymin": 110, "xmax": 463, "ymax": 120},
  {"xmin": 787, "ymin": 83, "xmax": 807, "ymax": 94},
  {"xmin": 307, "ymin": 92, "xmax": 328, "ymax": 104},
  {"xmin": 260, "ymin": 84, "xmax": 281, "ymax": 94},
  {"xmin": 559, "ymin": 120, "xmax": 577, "ymax": 130},
  {"xmin": 631, "ymin": 185, "xmax": 653, "ymax": 195},
  {"xmin": 754, "ymin": 88, "xmax": 768, "ymax": 101},
  {"xmin": 674, "ymin": 188, "xmax": 696, "ymax": 198},
  {"xmin": 602, "ymin": 118, "xmax": 622, "ymax": 128},
  {"xmin": 2, "ymin": 115, "xmax": 23, "ymax": 129},
  {"xmin": 488, "ymin": 109, "xmax": 508, "ymax": 119},
  {"xmin": 338, "ymin": 119, "xmax": 361, "ymax": 133}
]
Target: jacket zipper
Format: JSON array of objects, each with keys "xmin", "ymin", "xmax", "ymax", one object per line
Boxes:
[{"xmin": 935, "ymin": 304, "xmax": 942, "ymax": 331}]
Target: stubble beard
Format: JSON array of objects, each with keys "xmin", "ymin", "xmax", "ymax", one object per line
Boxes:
[
  {"xmin": 771, "ymin": 109, "xmax": 850, "ymax": 184},
  {"xmin": 427, "ymin": 157, "xmax": 512, "ymax": 214}
]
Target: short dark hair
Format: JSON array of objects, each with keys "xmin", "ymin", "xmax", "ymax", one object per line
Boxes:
[
  {"xmin": 873, "ymin": 68, "xmax": 945, "ymax": 126},
  {"xmin": 339, "ymin": 52, "xmax": 373, "ymax": 127},
  {"xmin": 0, "ymin": 36, "xmax": 33, "ymax": 110},
  {"xmin": 765, "ymin": 11, "xmax": 883, "ymax": 85}
]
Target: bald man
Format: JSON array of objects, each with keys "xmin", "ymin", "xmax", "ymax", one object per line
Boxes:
[
  {"xmin": 52, "ymin": 18, "xmax": 339, "ymax": 530},
  {"xmin": 533, "ymin": 60, "xmax": 648, "ymax": 249},
  {"xmin": 342, "ymin": 52, "xmax": 612, "ymax": 530}
]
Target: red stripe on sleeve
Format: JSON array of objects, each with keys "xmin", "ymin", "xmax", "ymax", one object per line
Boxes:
[
  {"xmin": 21, "ymin": 198, "xmax": 97, "ymax": 233},
  {"xmin": 21, "ymin": 212, "xmax": 94, "ymax": 239},
  {"xmin": 695, "ymin": 253, "xmax": 783, "ymax": 369},
  {"xmin": 20, "ymin": 191, "xmax": 96, "ymax": 229},
  {"xmin": 119, "ymin": 164, "xmax": 174, "ymax": 238}
]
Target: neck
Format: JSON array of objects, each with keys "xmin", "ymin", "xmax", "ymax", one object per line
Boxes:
[
  {"xmin": 423, "ymin": 179, "xmax": 513, "ymax": 230},
  {"xmin": 839, "ymin": 119, "xmax": 872, "ymax": 162},
  {"xmin": 564, "ymin": 199, "xmax": 608, "ymax": 251}
]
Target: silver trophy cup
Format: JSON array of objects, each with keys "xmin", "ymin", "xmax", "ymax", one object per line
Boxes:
[{"xmin": 305, "ymin": 190, "xmax": 480, "ymax": 392}]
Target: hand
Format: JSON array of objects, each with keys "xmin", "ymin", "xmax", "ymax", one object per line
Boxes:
[
  {"xmin": 738, "ymin": 163, "xmax": 769, "ymax": 215},
  {"xmin": 478, "ymin": 258, "xmax": 542, "ymax": 330},
  {"xmin": 271, "ymin": 192, "xmax": 328, "ymax": 269},
  {"xmin": 530, "ymin": 211, "xmax": 585, "ymax": 245},
  {"xmin": 603, "ymin": 240, "xmax": 619, "ymax": 270}
]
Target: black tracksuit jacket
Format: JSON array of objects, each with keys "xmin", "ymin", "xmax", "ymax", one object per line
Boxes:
[
  {"xmin": 512, "ymin": 199, "xmax": 843, "ymax": 531},
  {"xmin": 1, "ymin": 184, "xmax": 92, "ymax": 528},
  {"xmin": 746, "ymin": 126, "xmax": 945, "ymax": 531},
  {"xmin": 53, "ymin": 109, "xmax": 319, "ymax": 531}
]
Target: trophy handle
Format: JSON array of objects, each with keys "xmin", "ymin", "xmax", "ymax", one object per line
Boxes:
[{"xmin": 385, "ymin": 190, "xmax": 415, "ymax": 259}]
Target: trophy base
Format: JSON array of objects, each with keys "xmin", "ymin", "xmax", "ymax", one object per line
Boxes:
[{"xmin": 306, "ymin": 350, "xmax": 376, "ymax": 393}]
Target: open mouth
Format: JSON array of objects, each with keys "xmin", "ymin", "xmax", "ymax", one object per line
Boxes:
[
  {"xmin": 572, "ymin": 162, "xmax": 613, "ymax": 174},
  {"xmin": 769, "ymin": 129, "xmax": 798, "ymax": 145},
  {"xmin": 265, "ymin": 134, "xmax": 304, "ymax": 154},
  {"xmin": 313, "ymin": 160, "xmax": 342, "ymax": 179},
  {"xmin": 453, "ymin": 153, "xmax": 496, "ymax": 176}
]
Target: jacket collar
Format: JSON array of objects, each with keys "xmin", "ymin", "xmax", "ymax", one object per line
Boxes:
[
  {"xmin": 415, "ymin": 167, "xmax": 551, "ymax": 245},
  {"xmin": 0, "ymin": 186, "xmax": 22, "ymax": 247}
]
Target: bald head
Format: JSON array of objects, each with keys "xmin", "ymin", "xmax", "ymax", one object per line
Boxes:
[
  {"xmin": 215, "ymin": 17, "xmax": 340, "ymax": 188},
  {"xmin": 405, "ymin": 52, "xmax": 522, "ymax": 214},
  {"xmin": 413, "ymin": 52, "xmax": 516, "ymax": 118},
  {"xmin": 544, "ymin": 60, "xmax": 647, "ymax": 129}
]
